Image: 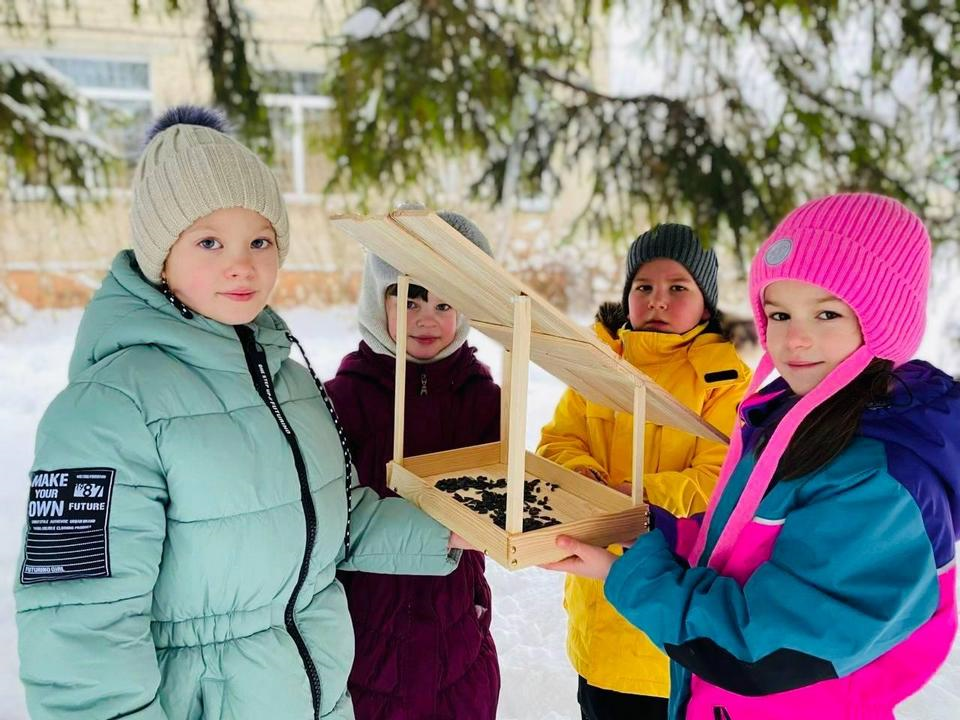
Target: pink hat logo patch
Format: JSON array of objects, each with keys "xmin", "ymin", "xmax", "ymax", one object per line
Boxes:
[{"xmin": 764, "ymin": 237, "xmax": 793, "ymax": 266}]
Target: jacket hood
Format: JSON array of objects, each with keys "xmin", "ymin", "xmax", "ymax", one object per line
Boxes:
[
  {"xmin": 69, "ymin": 250, "xmax": 292, "ymax": 380},
  {"xmin": 334, "ymin": 340, "xmax": 493, "ymax": 395},
  {"xmin": 596, "ymin": 301, "xmax": 629, "ymax": 338},
  {"xmin": 859, "ymin": 360, "xmax": 960, "ymax": 558},
  {"xmin": 744, "ymin": 361, "xmax": 960, "ymax": 564},
  {"xmin": 592, "ymin": 302, "xmax": 747, "ymax": 381}
]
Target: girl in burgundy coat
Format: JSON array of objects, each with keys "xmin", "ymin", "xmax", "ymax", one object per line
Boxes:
[{"xmin": 325, "ymin": 212, "xmax": 501, "ymax": 720}]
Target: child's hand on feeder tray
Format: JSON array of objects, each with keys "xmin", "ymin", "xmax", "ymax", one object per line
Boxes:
[
  {"xmin": 448, "ymin": 532, "xmax": 477, "ymax": 551},
  {"xmin": 540, "ymin": 535, "xmax": 617, "ymax": 580}
]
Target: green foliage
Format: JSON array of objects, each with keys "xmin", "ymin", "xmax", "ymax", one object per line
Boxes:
[
  {"xmin": 0, "ymin": 0, "xmax": 272, "ymax": 210},
  {"xmin": 0, "ymin": 57, "xmax": 117, "ymax": 206},
  {"xmin": 324, "ymin": 1, "xmax": 959, "ymax": 254},
  {"xmin": 2, "ymin": 0, "xmax": 956, "ymax": 254},
  {"xmin": 201, "ymin": 0, "xmax": 273, "ymax": 161}
]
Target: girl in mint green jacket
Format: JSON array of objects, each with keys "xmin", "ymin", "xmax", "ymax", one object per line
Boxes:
[{"xmin": 14, "ymin": 106, "xmax": 461, "ymax": 720}]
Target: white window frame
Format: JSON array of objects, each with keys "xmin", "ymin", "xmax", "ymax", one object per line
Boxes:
[
  {"xmin": 12, "ymin": 51, "xmax": 153, "ymax": 198},
  {"xmin": 262, "ymin": 74, "xmax": 334, "ymax": 202}
]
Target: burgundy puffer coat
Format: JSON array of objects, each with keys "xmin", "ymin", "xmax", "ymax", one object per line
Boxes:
[{"xmin": 325, "ymin": 341, "xmax": 501, "ymax": 720}]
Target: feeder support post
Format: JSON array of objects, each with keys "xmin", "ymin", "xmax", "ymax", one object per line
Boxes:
[
  {"xmin": 505, "ymin": 295, "xmax": 531, "ymax": 533},
  {"xmin": 393, "ymin": 275, "xmax": 410, "ymax": 465},
  {"xmin": 631, "ymin": 383, "xmax": 646, "ymax": 506}
]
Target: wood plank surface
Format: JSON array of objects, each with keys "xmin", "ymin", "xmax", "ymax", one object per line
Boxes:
[{"xmin": 330, "ymin": 211, "xmax": 727, "ymax": 443}]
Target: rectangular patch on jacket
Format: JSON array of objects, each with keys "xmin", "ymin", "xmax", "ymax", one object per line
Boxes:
[
  {"xmin": 20, "ymin": 468, "xmax": 116, "ymax": 585},
  {"xmin": 704, "ymin": 369, "xmax": 740, "ymax": 383}
]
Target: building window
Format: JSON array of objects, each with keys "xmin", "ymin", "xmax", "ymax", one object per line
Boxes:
[
  {"xmin": 262, "ymin": 70, "xmax": 334, "ymax": 199},
  {"xmin": 41, "ymin": 55, "xmax": 153, "ymax": 182}
]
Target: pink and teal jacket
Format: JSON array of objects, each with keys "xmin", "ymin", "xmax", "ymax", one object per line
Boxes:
[{"xmin": 605, "ymin": 360, "xmax": 960, "ymax": 719}]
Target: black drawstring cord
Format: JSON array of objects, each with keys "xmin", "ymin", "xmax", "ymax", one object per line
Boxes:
[
  {"xmin": 159, "ymin": 280, "xmax": 194, "ymax": 319},
  {"xmin": 287, "ymin": 331, "xmax": 355, "ymax": 558}
]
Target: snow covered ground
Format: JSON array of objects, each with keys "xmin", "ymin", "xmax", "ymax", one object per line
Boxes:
[{"xmin": 1, "ymin": 305, "xmax": 958, "ymax": 719}]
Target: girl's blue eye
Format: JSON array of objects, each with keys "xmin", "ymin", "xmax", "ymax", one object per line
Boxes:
[
  {"xmin": 198, "ymin": 238, "xmax": 221, "ymax": 250},
  {"xmin": 251, "ymin": 237, "xmax": 273, "ymax": 249}
]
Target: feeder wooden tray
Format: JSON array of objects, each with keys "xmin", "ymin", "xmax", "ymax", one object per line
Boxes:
[
  {"xmin": 332, "ymin": 210, "xmax": 725, "ymax": 570},
  {"xmin": 389, "ymin": 442, "xmax": 648, "ymax": 568}
]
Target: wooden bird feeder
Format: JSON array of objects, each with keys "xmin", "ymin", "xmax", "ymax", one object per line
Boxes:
[{"xmin": 332, "ymin": 209, "xmax": 727, "ymax": 570}]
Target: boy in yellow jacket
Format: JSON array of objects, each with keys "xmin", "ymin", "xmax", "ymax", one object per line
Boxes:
[{"xmin": 537, "ymin": 223, "xmax": 751, "ymax": 719}]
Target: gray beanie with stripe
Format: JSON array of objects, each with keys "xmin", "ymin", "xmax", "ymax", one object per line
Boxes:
[{"xmin": 622, "ymin": 223, "xmax": 719, "ymax": 321}]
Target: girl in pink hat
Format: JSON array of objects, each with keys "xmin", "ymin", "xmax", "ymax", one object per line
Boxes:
[{"xmin": 544, "ymin": 193, "xmax": 960, "ymax": 719}]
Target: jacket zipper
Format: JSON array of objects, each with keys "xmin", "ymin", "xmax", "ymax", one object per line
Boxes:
[
  {"xmin": 286, "ymin": 332, "xmax": 353, "ymax": 558},
  {"xmin": 236, "ymin": 325, "xmax": 322, "ymax": 720},
  {"xmin": 420, "ymin": 372, "xmax": 428, "ymax": 396}
]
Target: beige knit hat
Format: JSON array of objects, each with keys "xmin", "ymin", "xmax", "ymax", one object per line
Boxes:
[{"xmin": 129, "ymin": 106, "xmax": 290, "ymax": 284}]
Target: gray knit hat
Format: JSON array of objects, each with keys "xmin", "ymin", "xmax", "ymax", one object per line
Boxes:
[
  {"xmin": 622, "ymin": 223, "xmax": 719, "ymax": 320},
  {"xmin": 358, "ymin": 210, "xmax": 493, "ymax": 363},
  {"xmin": 129, "ymin": 105, "xmax": 290, "ymax": 284}
]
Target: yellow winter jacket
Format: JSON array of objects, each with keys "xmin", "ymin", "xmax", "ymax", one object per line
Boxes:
[{"xmin": 536, "ymin": 305, "xmax": 751, "ymax": 697}]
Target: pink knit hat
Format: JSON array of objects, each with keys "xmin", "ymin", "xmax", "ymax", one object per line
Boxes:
[
  {"xmin": 750, "ymin": 193, "xmax": 930, "ymax": 363},
  {"xmin": 691, "ymin": 193, "xmax": 932, "ymax": 570}
]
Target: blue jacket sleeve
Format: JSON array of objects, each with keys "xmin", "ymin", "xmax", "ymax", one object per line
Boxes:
[
  {"xmin": 337, "ymin": 480, "xmax": 460, "ymax": 576},
  {"xmin": 649, "ymin": 505, "xmax": 703, "ymax": 560},
  {"xmin": 604, "ymin": 461, "xmax": 940, "ymax": 695},
  {"xmin": 15, "ymin": 382, "xmax": 169, "ymax": 719}
]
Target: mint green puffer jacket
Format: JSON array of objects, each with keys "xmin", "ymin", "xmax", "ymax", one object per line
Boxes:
[{"xmin": 14, "ymin": 251, "xmax": 458, "ymax": 720}]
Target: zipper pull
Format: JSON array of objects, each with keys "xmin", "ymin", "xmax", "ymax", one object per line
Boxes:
[{"xmin": 420, "ymin": 373, "xmax": 428, "ymax": 396}]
